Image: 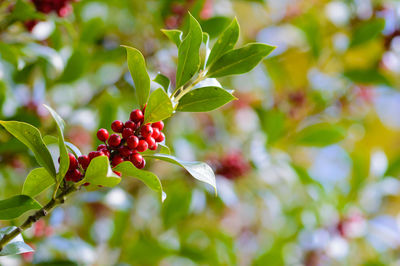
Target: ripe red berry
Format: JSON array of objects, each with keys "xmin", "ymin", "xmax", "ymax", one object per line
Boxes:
[
  {"xmin": 112, "ymin": 155, "xmax": 124, "ymax": 166},
  {"xmin": 137, "ymin": 140, "xmax": 148, "ymax": 152},
  {"xmin": 145, "ymin": 136, "xmax": 156, "ymax": 149},
  {"xmin": 127, "ymin": 135, "xmax": 139, "ymax": 149},
  {"xmin": 136, "ymin": 159, "xmax": 146, "ymax": 169},
  {"xmin": 88, "ymin": 151, "xmax": 97, "ymax": 160},
  {"xmin": 108, "ymin": 134, "xmax": 121, "ymax": 147},
  {"xmin": 141, "ymin": 124, "xmax": 153, "ymax": 138},
  {"xmin": 124, "ymin": 120, "xmax": 136, "ymax": 130},
  {"xmin": 66, "ymin": 168, "xmax": 81, "ymax": 182},
  {"xmin": 151, "ymin": 127, "xmax": 160, "ymax": 139},
  {"xmin": 122, "ymin": 128, "xmax": 134, "ymax": 139},
  {"xmin": 155, "ymin": 132, "xmax": 165, "ymax": 142},
  {"xmin": 111, "ymin": 120, "xmax": 124, "ymax": 133},
  {"xmin": 97, "ymin": 144, "xmax": 107, "ymax": 151},
  {"xmin": 130, "ymin": 153, "xmax": 143, "ymax": 165},
  {"xmin": 102, "ymin": 149, "xmax": 110, "ymax": 158},
  {"xmin": 152, "ymin": 121, "xmax": 164, "ymax": 131},
  {"xmin": 119, "ymin": 146, "xmax": 132, "ymax": 157},
  {"xmin": 78, "ymin": 155, "xmax": 90, "ymax": 169},
  {"xmin": 130, "ymin": 109, "xmax": 144, "ymax": 123},
  {"xmin": 97, "ymin": 128, "xmax": 109, "ymax": 142},
  {"xmin": 68, "ymin": 153, "xmax": 78, "ymax": 171}
]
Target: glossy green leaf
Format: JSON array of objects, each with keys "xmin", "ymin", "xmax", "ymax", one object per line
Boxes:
[
  {"xmin": 44, "ymin": 105, "xmax": 69, "ymax": 182},
  {"xmin": 123, "ymin": 46, "xmax": 150, "ymax": 109},
  {"xmin": 161, "ymin": 29, "xmax": 182, "ymax": 47},
  {"xmin": 207, "ymin": 43, "xmax": 275, "ymax": 78},
  {"xmin": 177, "ymin": 86, "xmax": 236, "ymax": 112},
  {"xmin": 175, "ymin": 13, "xmax": 203, "ymax": 89},
  {"xmin": 201, "ymin": 16, "xmax": 231, "ymax": 39},
  {"xmin": 114, "ymin": 161, "xmax": 166, "ymax": 202},
  {"xmin": 0, "ymin": 121, "xmax": 56, "ymax": 177},
  {"xmin": 83, "ymin": 156, "xmax": 121, "ymax": 187},
  {"xmin": 0, "ymin": 226, "xmax": 34, "ymax": 256},
  {"xmin": 22, "ymin": 168, "xmax": 55, "ymax": 198},
  {"xmin": 144, "ymin": 88, "xmax": 173, "ymax": 124},
  {"xmin": 206, "ymin": 18, "xmax": 239, "ymax": 67},
  {"xmin": 143, "ymin": 153, "xmax": 217, "ymax": 194},
  {"xmin": 153, "ymin": 73, "xmax": 170, "ymax": 93},
  {"xmin": 0, "ymin": 195, "xmax": 42, "ymax": 220},
  {"xmin": 140, "ymin": 143, "xmax": 171, "ymax": 156},
  {"xmin": 43, "ymin": 135, "xmax": 82, "ymax": 158},
  {"xmin": 294, "ymin": 123, "xmax": 346, "ymax": 146}
]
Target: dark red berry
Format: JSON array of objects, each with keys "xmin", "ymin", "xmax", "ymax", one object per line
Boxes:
[
  {"xmin": 122, "ymin": 128, "xmax": 134, "ymax": 139},
  {"xmin": 111, "ymin": 120, "xmax": 124, "ymax": 133},
  {"xmin": 130, "ymin": 109, "xmax": 144, "ymax": 123},
  {"xmin": 127, "ymin": 135, "xmax": 139, "ymax": 149},
  {"xmin": 145, "ymin": 136, "xmax": 156, "ymax": 149},
  {"xmin": 141, "ymin": 124, "xmax": 153, "ymax": 138},
  {"xmin": 155, "ymin": 132, "xmax": 165, "ymax": 142},
  {"xmin": 137, "ymin": 140, "xmax": 148, "ymax": 152},
  {"xmin": 151, "ymin": 127, "xmax": 160, "ymax": 139},
  {"xmin": 119, "ymin": 146, "xmax": 132, "ymax": 157},
  {"xmin": 68, "ymin": 153, "xmax": 78, "ymax": 171},
  {"xmin": 130, "ymin": 153, "xmax": 143, "ymax": 165},
  {"xmin": 78, "ymin": 155, "xmax": 90, "ymax": 169},
  {"xmin": 102, "ymin": 149, "xmax": 110, "ymax": 158},
  {"xmin": 66, "ymin": 169, "xmax": 81, "ymax": 182},
  {"xmin": 97, "ymin": 144, "xmax": 107, "ymax": 151},
  {"xmin": 112, "ymin": 155, "xmax": 124, "ymax": 166},
  {"xmin": 88, "ymin": 151, "xmax": 97, "ymax": 160},
  {"xmin": 152, "ymin": 121, "xmax": 164, "ymax": 131},
  {"xmin": 108, "ymin": 134, "xmax": 121, "ymax": 147},
  {"xmin": 124, "ymin": 120, "xmax": 136, "ymax": 130},
  {"xmin": 97, "ymin": 128, "xmax": 109, "ymax": 142},
  {"xmin": 136, "ymin": 159, "xmax": 146, "ymax": 169}
]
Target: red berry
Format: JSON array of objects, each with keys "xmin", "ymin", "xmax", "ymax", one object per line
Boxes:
[
  {"xmin": 102, "ymin": 149, "xmax": 110, "ymax": 158},
  {"xmin": 119, "ymin": 146, "xmax": 132, "ymax": 157},
  {"xmin": 122, "ymin": 128, "xmax": 134, "ymax": 139},
  {"xmin": 136, "ymin": 159, "xmax": 146, "ymax": 169},
  {"xmin": 145, "ymin": 136, "xmax": 156, "ymax": 149},
  {"xmin": 112, "ymin": 155, "xmax": 124, "ymax": 166},
  {"xmin": 137, "ymin": 140, "xmax": 148, "ymax": 152},
  {"xmin": 151, "ymin": 127, "xmax": 160, "ymax": 139},
  {"xmin": 97, "ymin": 128, "xmax": 109, "ymax": 142},
  {"xmin": 130, "ymin": 109, "xmax": 144, "ymax": 123},
  {"xmin": 108, "ymin": 134, "xmax": 121, "ymax": 147},
  {"xmin": 97, "ymin": 144, "xmax": 107, "ymax": 151},
  {"xmin": 113, "ymin": 171, "xmax": 122, "ymax": 177},
  {"xmin": 141, "ymin": 124, "xmax": 153, "ymax": 138},
  {"xmin": 111, "ymin": 120, "xmax": 124, "ymax": 133},
  {"xmin": 152, "ymin": 121, "xmax": 164, "ymax": 131},
  {"xmin": 78, "ymin": 155, "xmax": 90, "ymax": 169},
  {"xmin": 66, "ymin": 169, "xmax": 81, "ymax": 182},
  {"xmin": 88, "ymin": 151, "xmax": 97, "ymax": 160},
  {"xmin": 155, "ymin": 132, "xmax": 165, "ymax": 142},
  {"xmin": 130, "ymin": 153, "xmax": 143, "ymax": 165},
  {"xmin": 127, "ymin": 135, "xmax": 139, "ymax": 149},
  {"xmin": 68, "ymin": 153, "xmax": 78, "ymax": 171},
  {"xmin": 124, "ymin": 120, "xmax": 136, "ymax": 130}
]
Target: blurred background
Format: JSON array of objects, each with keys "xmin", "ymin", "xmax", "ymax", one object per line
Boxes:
[{"xmin": 1, "ymin": 0, "xmax": 400, "ymax": 265}]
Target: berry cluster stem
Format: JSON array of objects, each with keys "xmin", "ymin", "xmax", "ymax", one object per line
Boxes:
[{"xmin": 0, "ymin": 184, "xmax": 79, "ymax": 251}]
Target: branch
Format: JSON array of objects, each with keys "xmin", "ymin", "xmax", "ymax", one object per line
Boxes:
[{"xmin": 0, "ymin": 185, "xmax": 79, "ymax": 250}]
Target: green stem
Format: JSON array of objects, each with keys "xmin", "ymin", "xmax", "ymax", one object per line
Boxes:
[
  {"xmin": 172, "ymin": 71, "xmax": 207, "ymax": 103},
  {"xmin": 0, "ymin": 185, "xmax": 79, "ymax": 251}
]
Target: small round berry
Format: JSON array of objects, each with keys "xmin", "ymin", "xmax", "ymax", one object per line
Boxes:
[
  {"xmin": 97, "ymin": 144, "xmax": 107, "ymax": 151},
  {"xmin": 136, "ymin": 159, "xmax": 146, "ymax": 169},
  {"xmin": 108, "ymin": 134, "xmax": 121, "ymax": 147},
  {"xmin": 97, "ymin": 128, "xmax": 109, "ymax": 142},
  {"xmin": 102, "ymin": 149, "xmax": 110, "ymax": 158},
  {"xmin": 78, "ymin": 155, "xmax": 90, "ymax": 169},
  {"xmin": 127, "ymin": 135, "xmax": 139, "ymax": 149},
  {"xmin": 155, "ymin": 132, "xmax": 165, "ymax": 142},
  {"xmin": 130, "ymin": 153, "xmax": 143, "ymax": 165},
  {"xmin": 145, "ymin": 136, "xmax": 156, "ymax": 149},
  {"xmin": 149, "ymin": 142, "xmax": 158, "ymax": 150},
  {"xmin": 111, "ymin": 120, "xmax": 124, "ymax": 133},
  {"xmin": 151, "ymin": 127, "xmax": 160, "ymax": 139},
  {"xmin": 122, "ymin": 128, "xmax": 134, "ymax": 139},
  {"xmin": 124, "ymin": 120, "xmax": 136, "ymax": 130},
  {"xmin": 88, "ymin": 151, "xmax": 97, "ymax": 160},
  {"xmin": 112, "ymin": 155, "xmax": 124, "ymax": 166},
  {"xmin": 119, "ymin": 146, "xmax": 132, "ymax": 157},
  {"xmin": 136, "ymin": 140, "xmax": 148, "ymax": 152},
  {"xmin": 68, "ymin": 153, "xmax": 78, "ymax": 171},
  {"xmin": 152, "ymin": 121, "xmax": 164, "ymax": 131},
  {"xmin": 130, "ymin": 109, "xmax": 144, "ymax": 123},
  {"xmin": 140, "ymin": 124, "xmax": 153, "ymax": 138},
  {"xmin": 71, "ymin": 168, "xmax": 82, "ymax": 182}
]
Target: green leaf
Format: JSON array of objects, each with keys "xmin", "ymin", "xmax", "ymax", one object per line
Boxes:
[
  {"xmin": 350, "ymin": 18, "xmax": 385, "ymax": 47},
  {"xmin": 140, "ymin": 143, "xmax": 171, "ymax": 156},
  {"xmin": 43, "ymin": 105, "xmax": 69, "ymax": 182},
  {"xmin": 0, "ymin": 195, "xmax": 42, "ymax": 220},
  {"xmin": 177, "ymin": 86, "xmax": 236, "ymax": 112},
  {"xmin": 0, "ymin": 43, "xmax": 19, "ymax": 67},
  {"xmin": 153, "ymin": 73, "xmax": 170, "ymax": 93},
  {"xmin": 123, "ymin": 46, "xmax": 150, "ymax": 109},
  {"xmin": 175, "ymin": 13, "xmax": 203, "ymax": 89},
  {"xmin": 293, "ymin": 123, "xmax": 346, "ymax": 147},
  {"xmin": 343, "ymin": 69, "xmax": 390, "ymax": 85},
  {"xmin": 256, "ymin": 108, "xmax": 286, "ymax": 144},
  {"xmin": 207, "ymin": 43, "xmax": 275, "ymax": 78},
  {"xmin": 22, "ymin": 168, "xmax": 55, "ymax": 198},
  {"xmin": 200, "ymin": 16, "xmax": 232, "ymax": 39},
  {"xmin": 144, "ymin": 88, "xmax": 173, "ymax": 124},
  {"xmin": 206, "ymin": 18, "xmax": 239, "ymax": 67},
  {"xmin": 58, "ymin": 50, "xmax": 87, "ymax": 83},
  {"xmin": 43, "ymin": 135, "xmax": 82, "ymax": 158},
  {"xmin": 161, "ymin": 29, "xmax": 183, "ymax": 47},
  {"xmin": 0, "ymin": 226, "xmax": 34, "ymax": 256},
  {"xmin": 114, "ymin": 161, "xmax": 166, "ymax": 202},
  {"xmin": 83, "ymin": 156, "xmax": 121, "ymax": 187},
  {"xmin": 0, "ymin": 121, "xmax": 56, "ymax": 177},
  {"xmin": 143, "ymin": 154, "xmax": 217, "ymax": 194}
]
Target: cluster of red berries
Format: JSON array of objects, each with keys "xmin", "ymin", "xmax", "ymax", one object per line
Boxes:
[
  {"xmin": 64, "ymin": 108, "xmax": 165, "ymax": 183},
  {"xmin": 213, "ymin": 151, "xmax": 250, "ymax": 180}
]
